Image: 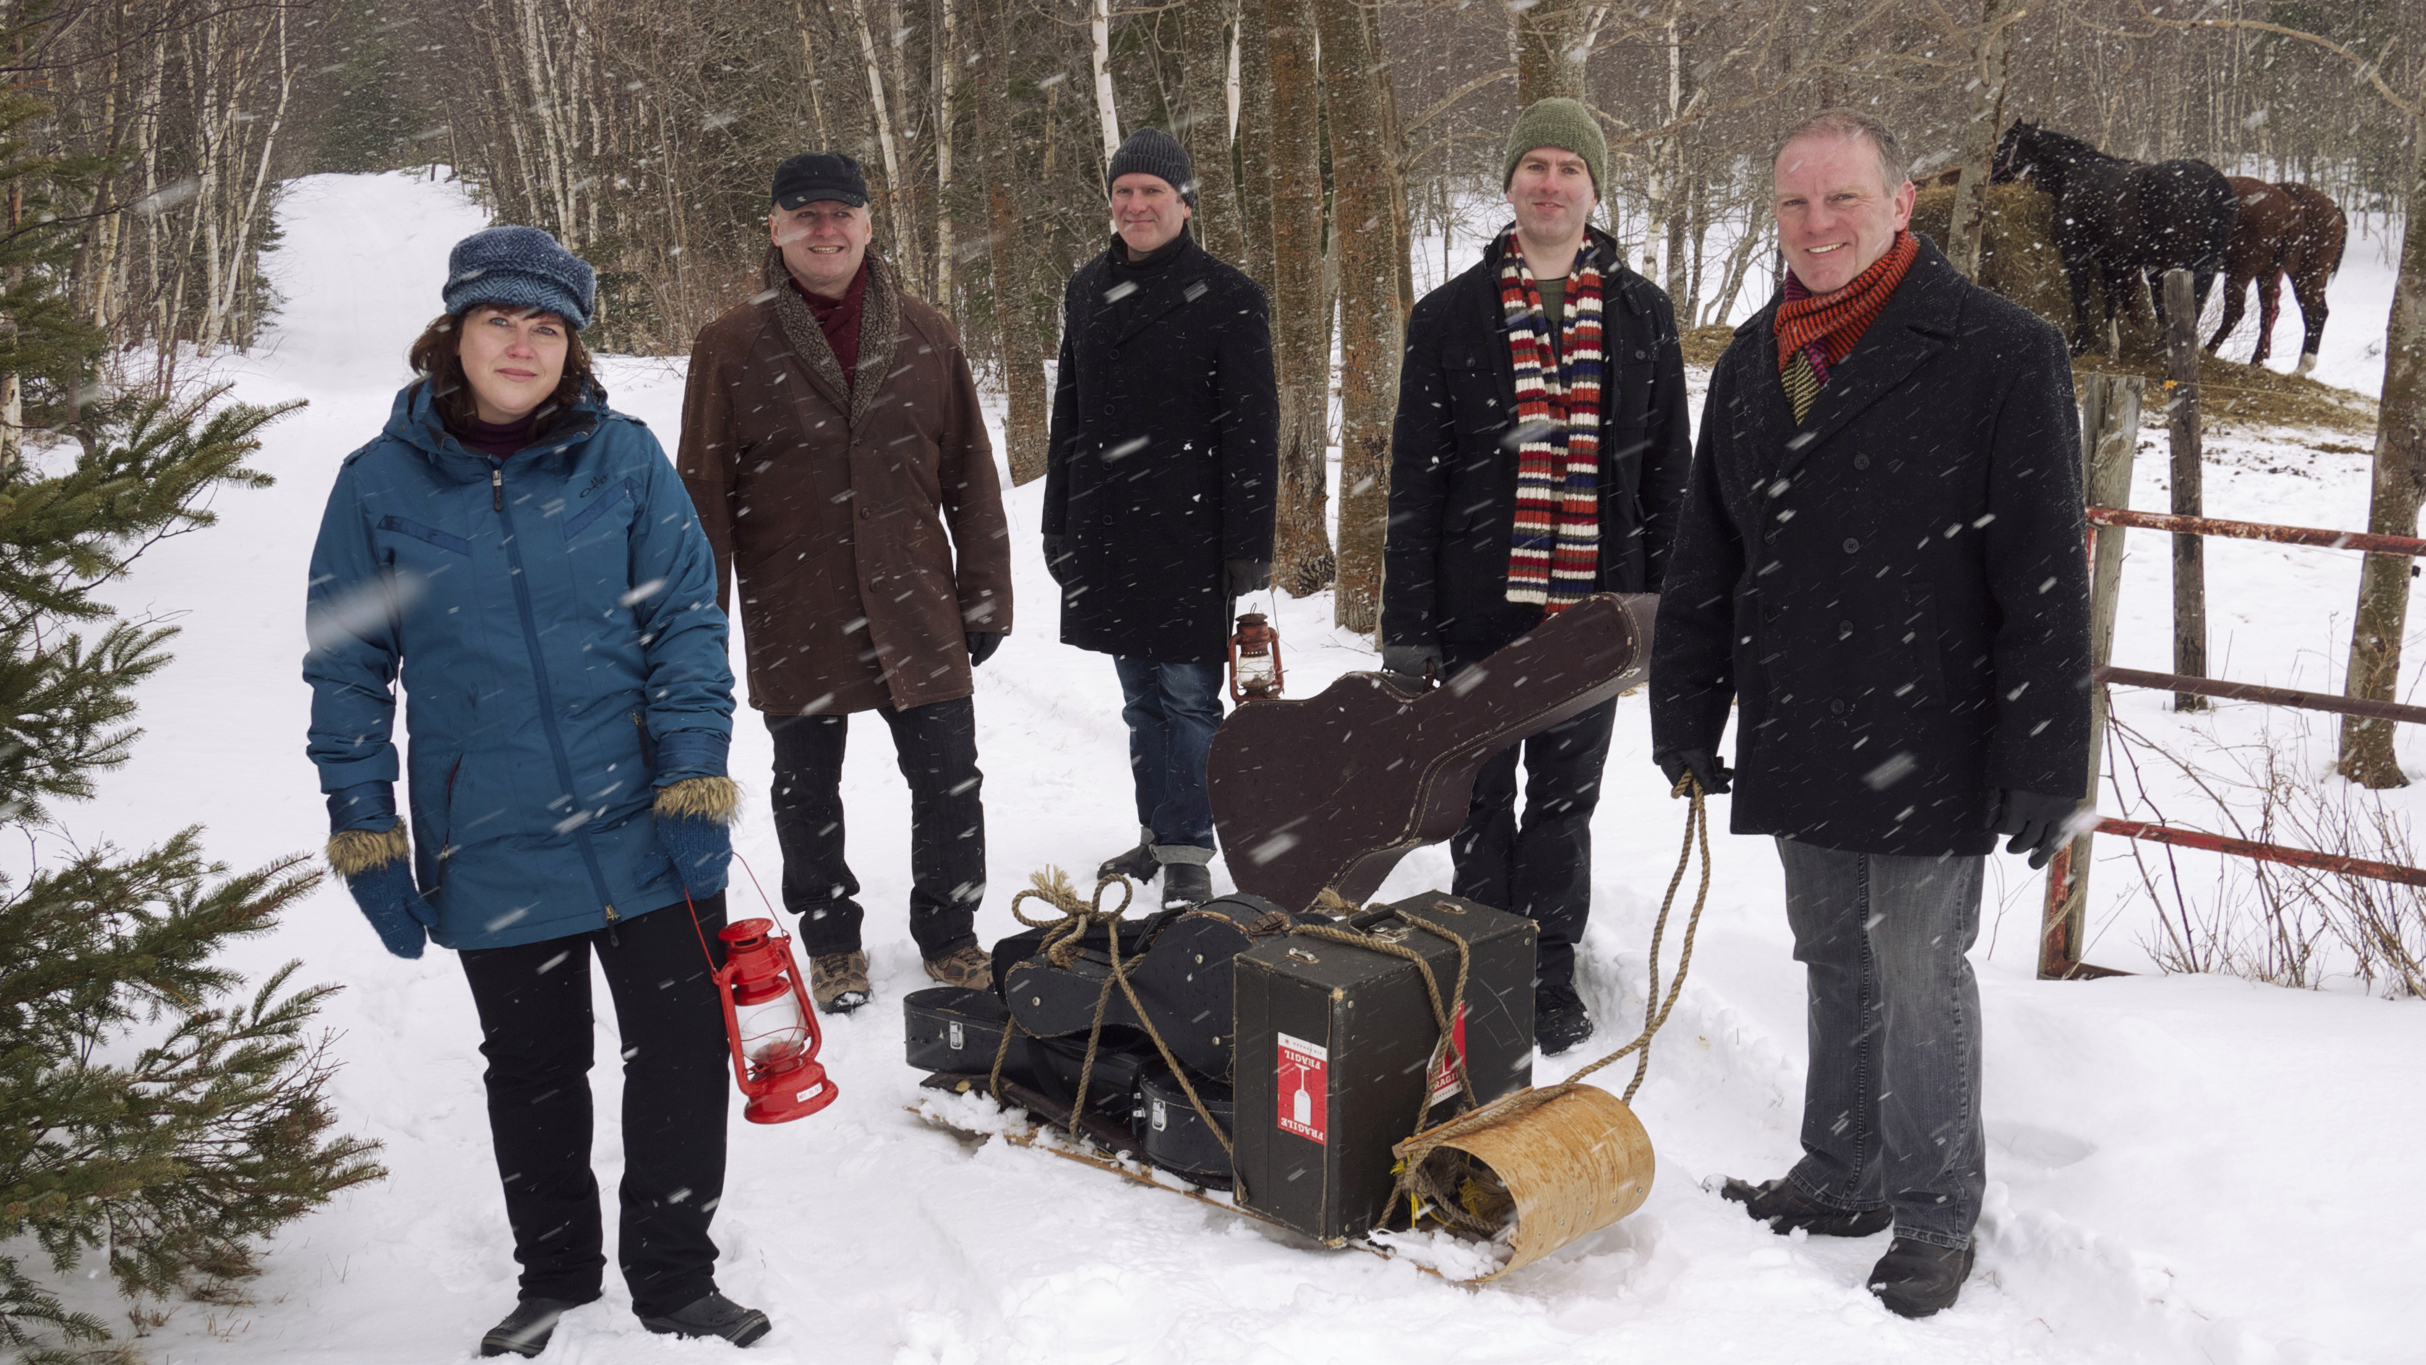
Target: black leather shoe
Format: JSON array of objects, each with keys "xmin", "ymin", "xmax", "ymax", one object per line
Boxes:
[
  {"xmin": 1098, "ymin": 841, "xmax": 1159, "ymax": 883},
  {"xmin": 1867, "ymin": 1235, "xmax": 1976, "ymax": 1318},
  {"xmin": 1721, "ymin": 1176, "xmax": 1892, "ymax": 1237},
  {"xmin": 480, "ymin": 1296, "xmax": 594, "ymax": 1357},
  {"xmin": 1535, "ymin": 982, "xmax": 1595, "ymax": 1056},
  {"xmin": 638, "ymin": 1291, "xmax": 772, "ymax": 1346}
]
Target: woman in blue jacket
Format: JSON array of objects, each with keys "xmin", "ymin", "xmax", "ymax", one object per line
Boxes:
[{"xmin": 303, "ymin": 227, "xmax": 767, "ymax": 1356}]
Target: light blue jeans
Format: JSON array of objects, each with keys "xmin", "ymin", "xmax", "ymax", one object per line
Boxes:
[{"xmin": 1776, "ymin": 838, "xmax": 1985, "ymax": 1250}]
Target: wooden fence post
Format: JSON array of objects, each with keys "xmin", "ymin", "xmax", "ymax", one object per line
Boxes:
[
  {"xmin": 2165, "ymin": 268, "xmax": 2207, "ymax": 711},
  {"xmin": 2041, "ymin": 372, "xmax": 2143, "ymax": 980}
]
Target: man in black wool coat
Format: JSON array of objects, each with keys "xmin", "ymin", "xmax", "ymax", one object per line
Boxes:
[
  {"xmin": 1042, "ymin": 127, "xmax": 1278, "ymax": 909},
  {"xmin": 1381, "ymin": 97, "xmax": 1694, "ymax": 1056},
  {"xmin": 1649, "ymin": 109, "xmax": 2091, "ymax": 1319}
]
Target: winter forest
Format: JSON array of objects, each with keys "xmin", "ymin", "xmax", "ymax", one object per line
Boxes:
[{"xmin": 4, "ymin": 0, "xmax": 2426, "ymax": 1359}]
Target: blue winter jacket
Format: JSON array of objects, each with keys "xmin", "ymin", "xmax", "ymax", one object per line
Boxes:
[{"xmin": 304, "ymin": 382, "xmax": 736, "ymax": 950}]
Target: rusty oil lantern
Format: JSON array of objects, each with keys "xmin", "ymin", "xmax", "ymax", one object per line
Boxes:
[{"xmin": 1228, "ymin": 612, "xmax": 1284, "ymax": 703}]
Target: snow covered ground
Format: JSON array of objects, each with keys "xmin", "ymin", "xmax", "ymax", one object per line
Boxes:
[{"xmin": 41, "ymin": 171, "xmax": 2426, "ymax": 1363}]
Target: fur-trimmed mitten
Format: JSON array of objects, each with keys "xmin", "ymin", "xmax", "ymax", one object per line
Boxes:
[
  {"xmin": 655, "ymin": 775, "xmax": 739, "ymax": 896},
  {"xmin": 327, "ymin": 823, "xmax": 431, "ymax": 959}
]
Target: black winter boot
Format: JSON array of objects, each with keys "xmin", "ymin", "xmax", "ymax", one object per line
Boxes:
[
  {"xmin": 1721, "ymin": 1176, "xmax": 1892, "ymax": 1238},
  {"xmin": 480, "ymin": 1295, "xmax": 595, "ymax": 1358},
  {"xmin": 1534, "ymin": 981, "xmax": 1594, "ymax": 1056},
  {"xmin": 1159, "ymin": 860, "xmax": 1212, "ymax": 907},
  {"xmin": 1098, "ymin": 830, "xmax": 1159, "ymax": 884},
  {"xmin": 1867, "ymin": 1236, "xmax": 1975, "ymax": 1318},
  {"xmin": 638, "ymin": 1291, "xmax": 772, "ymax": 1346}
]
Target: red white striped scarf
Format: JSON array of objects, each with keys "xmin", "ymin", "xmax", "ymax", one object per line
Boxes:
[{"xmin": 1497, "ymin": 230, "xmax": 1604, "ymax": 615}]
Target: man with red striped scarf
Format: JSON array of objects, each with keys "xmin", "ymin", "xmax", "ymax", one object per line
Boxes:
[
  {"xmin": 1381, "ymin": 97, "xmax": 1693, "ymax": 1056},
  {"xmin": 1650, "ymin": 110, "xmax": 2090, "ymax": 1318}
]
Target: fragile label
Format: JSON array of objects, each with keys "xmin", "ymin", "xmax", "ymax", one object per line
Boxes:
[
  {"xmin": 1424, "ymin": 1004, "xmax": 1470, "ymax": 1107},
  {"xmin": 1276, "ymin": 1032, "xmax": 1328, "ymax": 1144}
]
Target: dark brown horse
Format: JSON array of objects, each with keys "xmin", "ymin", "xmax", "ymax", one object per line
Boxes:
[
  {"xmin": 1991, "ymin": 123, "xmax": 2237, "ymax": 356},
  {"xmin": 2208, "ymin": 178, "xmax": 2348, "ymax": 373}
]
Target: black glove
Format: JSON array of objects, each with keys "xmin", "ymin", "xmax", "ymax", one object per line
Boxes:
[
  {"xmin": 1655, "ymin": 749, "xmax": 1734, "ymax": 796},
  {"xmin": 967, "ymin": 631, "xmax": 1004, "ymax": 667},
  {"xmin": 1380, "ymin": 642, "xmax": 1443, "ymax": 683},
  {"xmin": 1043, "ymin": 534, "xmax": 1072, "ymax": 587},
  {"xmin": 1992, "ymin": 787, "xmax": 2079, "ymax": 870},
  {"xmin": 1225, "ymin": 558, "xmax": 1271, "ymax": 597}
]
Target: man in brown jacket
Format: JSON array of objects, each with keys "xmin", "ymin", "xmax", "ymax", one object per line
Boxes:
[{"xmin": 678, "ymin": 152, "xmax": 1012, "ymax": 1012}]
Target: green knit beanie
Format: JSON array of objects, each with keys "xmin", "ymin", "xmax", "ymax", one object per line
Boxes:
[{"xmin": 1501, "ymin": 97, "xmax": 1607, "ymax": 197}]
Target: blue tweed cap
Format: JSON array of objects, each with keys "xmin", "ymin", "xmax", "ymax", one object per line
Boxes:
[{"xmin": 443, "ymin": 226, "xmax": 596, "ymax": 330}]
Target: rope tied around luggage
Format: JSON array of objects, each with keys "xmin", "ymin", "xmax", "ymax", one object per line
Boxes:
[
  {"xmin": 1387, "ymin": 774, "xmax": 1714, "ymax": 1234},
  {"xmin": 1288, "ymin": 899, "xmax": 1481, "ymax": 1123},
  {"xmin": 993, "ymin": 867, "xmax": 1238, "ymax": 1169}
]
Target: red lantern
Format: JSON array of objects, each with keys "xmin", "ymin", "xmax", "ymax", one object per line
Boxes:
[
  {"xmin": 1229, "ymin": 612, "xmax": 1284, "ymax": 703},
  {"xmin": 713, "ymin": 918, "xmax": 838, "ymax": 1124}
]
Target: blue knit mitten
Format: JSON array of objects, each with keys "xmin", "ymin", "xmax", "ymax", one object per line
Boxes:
[
  {"xmin": 327, "ymin": 811, "xmax": 431, "ymax": 959},
  {"xmin": 655, "ymin": 776, "xmax": 739, "ymax": 897}
]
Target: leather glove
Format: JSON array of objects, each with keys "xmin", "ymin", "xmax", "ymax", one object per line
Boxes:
[
  {"xmin": 1992, "ymin": 787, "xmax": 2080, "ymax": 870},
  {"xmin": 325, "ymin": 783, "xmax": 431, "ymax": 959},
  {"xmin": 967, "ymin": 631, "xmax": 1004, "ymax": 667},
  {"xmin": 1655, "ymin": 749, "xmax": 1734, "ymax": 796},
  {"xmin": 655, "ymin": 776, "xmax": 739, "ymax": 896},
  {"xmin": 1225, "ymin": 558, "xmax": 1271, "ymax": 597},
  {"xmin": 1380, "ymin": 642, "xmax": 1443, "ymax": 683},
  {"xmin": 1043, "ymin": 534, "xmax": 1072, "ymax": 587}
]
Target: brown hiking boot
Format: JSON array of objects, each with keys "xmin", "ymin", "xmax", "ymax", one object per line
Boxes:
[
  {"xmin": 809, "ymin": 950, "xmax": 871, "ymax": 1014},
  {"xmin": 922, "ymin": 943, "xmax": 995, "ymax": 991}
]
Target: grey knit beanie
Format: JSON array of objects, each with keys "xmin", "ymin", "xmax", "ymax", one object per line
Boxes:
[
  {"xmin": 1501, "ymin": 98, "xmax": 1607, "ymax": 197},
  {"xmin": 443, "ymin": 226, "xmax": 596, "ymax": 330},
  {"xmin": 1106, "ymin": 127, "xmax": 1197, "ymax": 207}
]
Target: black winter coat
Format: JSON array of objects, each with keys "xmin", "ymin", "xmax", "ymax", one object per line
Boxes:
[
  {"xmin": 1649, "ymin": 237, "xmax": 2091, "ymax": 856},
  {"xmin": 1043, "ymin": 231, "xmax": 1279, "ymax": 664},
  {"xmin": 1382, "ymin": 227, "xmax": 1693, "ymax": 656}
]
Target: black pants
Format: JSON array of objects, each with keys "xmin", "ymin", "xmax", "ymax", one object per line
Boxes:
[
  {"xmin": 457, "ymin": 894, "xmax": 730, "ymax": 1318},
  {"xmin": 1446, "ymin": 663, "xmax": 1619, "ymax": 991},
  {"xmin": 766, "ymin": 698, "xmax": 984, "ymax": 960}
]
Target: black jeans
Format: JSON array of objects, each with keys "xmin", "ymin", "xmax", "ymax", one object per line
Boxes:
[
  {"xmin": 1776, "ymin": 839, "xmax": 1986, "ymax": 1250},
  {"xmin": 766, "ymin": 698, "xmax": 984, "ymax": 960},
  {"xmin": 457, "ymin": 894, "xmax": 731, "ymax": 1318},
  {"xmin": 1446, "ymin": 656, "xmax": 1618, "ymax": 991}
]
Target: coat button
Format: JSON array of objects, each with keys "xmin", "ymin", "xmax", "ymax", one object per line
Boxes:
[
  {"xmin": 1842, "ymin": 538, "xmax": 1859, "ymax": 554},
  {"xmin": 1762, "ymin": 529, "xmax": 1779, "ymax": 545},
  {"xmin": 1854, "ymin": 454, "xmax": 1871, "ymax": 470},
  {"xmin": 860, "ymin": 507, "xmax": 872, "ymax": 520},
  {"xmin": 1838, "ymin": 620, "xmax": 1854, "ymax": 640},
  {"xmin": 1829, "ymin": 699, "xmax": 1847, "ymax": 715}
]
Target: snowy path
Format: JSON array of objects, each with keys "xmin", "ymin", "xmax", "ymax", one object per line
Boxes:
[{"xmin": 45, "ymin": 172, "xmax": 2425, "ymax": 1364}]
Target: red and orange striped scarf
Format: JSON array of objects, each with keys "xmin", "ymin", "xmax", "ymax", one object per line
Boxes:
[{"xmin": 1775, "ymin": 229, "xmax": 1919, "ymax": 393}]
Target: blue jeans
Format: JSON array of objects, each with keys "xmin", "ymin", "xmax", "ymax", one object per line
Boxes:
[
  {"xmin": 1776, "ymin": 838, "xmax": 1985, "ymax": 1250},
  {"xmin": 1113, "ymin": 659, "xmax": 1224, "ymax": 850}
]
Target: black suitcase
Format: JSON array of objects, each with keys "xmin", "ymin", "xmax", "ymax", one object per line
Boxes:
[
  {"xmin": 1230, "ymin": 893, "xmax": 1536, "ymax": 1242},
  {"xmin": 904, "ymin": 986, "xmax": 1016, "ymax": 1074},
  {"xmin": 1137, "ymin": 1068, "xmax": 1235, "ymax": 1183}
]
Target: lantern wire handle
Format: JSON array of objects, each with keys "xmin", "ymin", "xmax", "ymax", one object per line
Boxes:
[{"xmin": 679, "ymin": 851, "xmax": 787, "ymax": 976}]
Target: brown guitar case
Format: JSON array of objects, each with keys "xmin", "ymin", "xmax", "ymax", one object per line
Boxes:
[{"xmin": 1207, "ymin": 592, "xmax": 1657, "ymax": 913}]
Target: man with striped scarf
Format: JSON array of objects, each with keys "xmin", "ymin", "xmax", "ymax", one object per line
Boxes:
[{"xmin": 1381, "ymin": 98, "xmax": 1693, "ymax": 1056}]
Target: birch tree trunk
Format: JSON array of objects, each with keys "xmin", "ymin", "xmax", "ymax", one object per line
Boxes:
[
  {"xmin": 2338, "ymin": 126, "xmax": 2426, "ymax": 787},
  {"xmin": 1266, "ymin": 0, "xmax": 1332, "ymax": 594},
  {"xmin": 849, "ymin": 0, "xmax": 914, "ymax": 270},
  {"xmin": 1317, "ymin": 0, "xmax": 1400, "ymax": 632},
  {"xmin": 1946, "ymin": 0, "xmax": 2011, "ymax": 281},
  {"xmin": 1090, "ymin": 0, "xmax": 1120, "ymax": 163}
]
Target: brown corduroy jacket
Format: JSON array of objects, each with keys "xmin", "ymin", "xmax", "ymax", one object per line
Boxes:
[{"xmin": 677, "ymin": 251, "xmax": 1012, "ymax": 716}]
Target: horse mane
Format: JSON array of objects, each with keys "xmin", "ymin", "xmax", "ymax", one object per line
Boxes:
[{"xmin": 2015, "ymin": 123, "xmax": 2117, "ymax": 168}]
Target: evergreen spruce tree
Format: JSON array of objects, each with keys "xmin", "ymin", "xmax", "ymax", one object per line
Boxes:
[{"xmin": 0, "ymin": 56, "xmax": 383, "ymax": 1365}]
